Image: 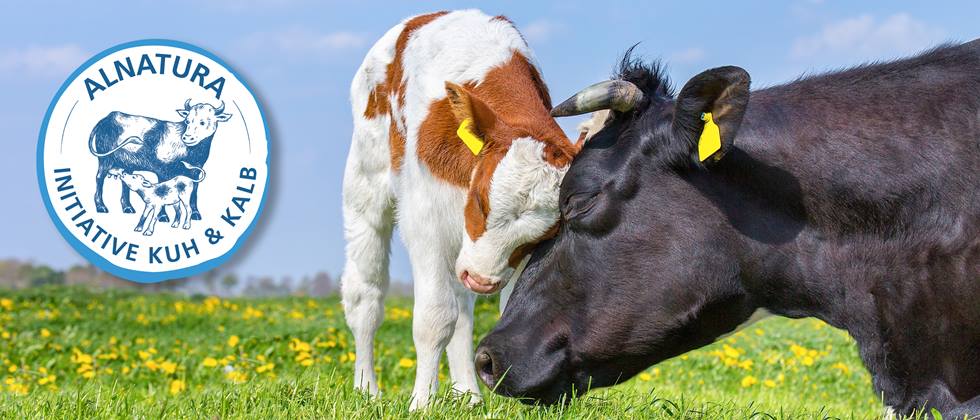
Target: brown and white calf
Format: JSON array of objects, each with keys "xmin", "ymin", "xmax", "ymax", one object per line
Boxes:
[{"xmin": 341, "ymin": 9, "xmax": 578, "ymax": 408}]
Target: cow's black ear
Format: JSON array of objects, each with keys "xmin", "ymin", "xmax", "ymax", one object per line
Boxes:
[{"xmin": 672, "ymin": 66, "xmax": 750, "ymax": 165}]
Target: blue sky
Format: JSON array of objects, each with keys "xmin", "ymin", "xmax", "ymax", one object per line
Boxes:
[{"xmin": 1, "ymin": 1, "xmax": 977, "ymax": 282}]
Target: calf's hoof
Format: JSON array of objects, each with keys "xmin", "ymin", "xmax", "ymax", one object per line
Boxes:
[
  {"xmin": 134, "ymin": 227, "xmax": 142, "ymax": 232},
  {"xmin": 122, "ymin": 206, "xmax": 135, "ymax": 214},
  {"xmin": 171, "ymin": 221, "xmax": 180, "ymax": 228},
  {"xmin": 158, "ymin": 213, "xmax": 170, "ymax": 223},
  {"xmin": 182, "ymin": 224, "xmax": 191, "ymax": 230},
  {"xmin": 143, "ymin": 230, "xmax": 153, "ymax": 236},
  {"xmin": 96, "ymin": 205, "xmax": 108, "ymax": 213},
  {"xmin": 191, "ymin": 212, "xmax": 202, "ymax": 221}
]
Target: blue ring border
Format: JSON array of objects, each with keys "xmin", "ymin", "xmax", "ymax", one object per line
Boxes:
[{"xmin": 36, "ymin": 39, "xmax": 272, "ymax": 283}]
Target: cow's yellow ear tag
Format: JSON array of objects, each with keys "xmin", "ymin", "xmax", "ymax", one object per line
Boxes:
[
  {"xmin": 457, "ymin": 118, "xmax": 485, "ymax": 156},
  {"xmin": 698, "ymin": 112, "xmax": 721, "ymax": 162}
]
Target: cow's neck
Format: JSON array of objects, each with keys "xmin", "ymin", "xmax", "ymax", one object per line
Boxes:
[{"xmin": 707, "ymin": 135, "xmax": 912, "ymax": 407}]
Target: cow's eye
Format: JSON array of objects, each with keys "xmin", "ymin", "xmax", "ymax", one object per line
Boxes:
[
  {"xmin": 562, "ymin": 191, "xmax": 599, "ymax": 220},
  {"xmin": 200, "ymin": 121, "xmax": 205, "ymax": 126}
]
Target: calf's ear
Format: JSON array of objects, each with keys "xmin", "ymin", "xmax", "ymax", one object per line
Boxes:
[
  {"xmin": 176, "ymin": 109, "xmax": 189, "ymax": 118},
  {"xmin": 445, "ymin": 82, "xmax": 498, "ymax": 155},
  {"xmin": 672, "ymin": 66, "xmax": 750, "ymax": 165},
  {"xmin": 215, "ymin": 113, "xmax": 233, "ymax": 122}
]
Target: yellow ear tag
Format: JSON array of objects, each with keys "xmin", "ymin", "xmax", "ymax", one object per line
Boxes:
[
  {"xmin": 457, "ymin": 118, "xmax": 485, "ymax": 156},
  {"xmin": 698, "ymin": 112, "xmax": 722, "ymax": 162}
]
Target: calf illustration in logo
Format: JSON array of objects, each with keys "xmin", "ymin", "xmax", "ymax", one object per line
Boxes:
[
  {"xmin": 89, "ymin": 100, "xmax": 231, "ymax": 222},
  {"xmin": 107, "ymin": 164, "xmax": 205, "ymax": 236}
]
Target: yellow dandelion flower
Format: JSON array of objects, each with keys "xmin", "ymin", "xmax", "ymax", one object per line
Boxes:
[
  {"xmin": 722, "ymin": 344, "xmax": 740, "ymax": 359},
  {"xmin": 202, "ymin": 357, "xmax": 218, "ymax": 368},
  {"xmin": 71, "ymin": 349, "xmax": 93, "ymax": 365},
  {"xmin": 160, "ymin": 361, "xmax": 177, "ymax": 375},
  {"xmin": 802, "ymin": 356, "xmax": 814, "ymax": 366},
  {"xmin": 137, "ymin": 350, "xmax": 151, "ymax": 361},
  {"xmin": 225, "ymin": 370, "xmax": 248, "ymax": 383},
  {"xmin": 255, "ymin": 363, "xmax": 275, "ymax": 373},
  {"xmin": 7, "ymin": 365, "xmax": 15, "ymax": 373},
  {"xmin": 227, "ymin": 335, "xmax": 240, "ymax": 347},
  {"xmin": 740, "ymin": 375, "xmax": 758, "ymax": 388},
  {"xmin": 40, "ymin": 328, "xmax": 51, "ymax": 338},
  {"xmin": 738, "ymin": 359, "xmax": 754, "ymax": 370},
  {"xmin": 398, "ymin": 358, "xmax": 415, "ymax": 369},
  {"xmin": 169, "ymin": 379, "xmax": 186, "ymax": 395},
  {"xmin": 0, "ymin": 298, "xmax": 12, "ymax": 310},
  {"xmin": 638, "ymin": 373, "xmax": 652, "ymax": 382},
  {"xmin": 831, "ymin": 362, "xmax": 851, "ymax": 375},
  {"xmin": 763, "ymin": 379, "xmax": 776, "ymax": 388}
]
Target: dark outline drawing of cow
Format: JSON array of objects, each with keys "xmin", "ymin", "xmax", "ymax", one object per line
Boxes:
[
  {"xmin": 89, "ymin": 99, "xmax": 232, "ymax": 222},
  {"xmin": 107, "ymin": 166, "xmax": 206, "ymax": 236}
]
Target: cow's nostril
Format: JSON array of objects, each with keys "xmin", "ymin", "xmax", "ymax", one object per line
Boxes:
[{"xmin": 475, "ymin": 349, "xmax": 496, "ymax": 388}]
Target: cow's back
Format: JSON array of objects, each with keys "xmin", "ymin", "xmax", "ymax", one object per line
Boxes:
[{"xmin": 736, "ymin": 40, "xmax": 980, "ymax": 237}]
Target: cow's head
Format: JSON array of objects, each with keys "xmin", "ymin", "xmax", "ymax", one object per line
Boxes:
[
  {"xmin": 444, "ymin": 82, "xmax": 579, "ymax": 295},
  {"xmin": 475, "ymin": 59, "xmax": 757, "ymax": 403},
  {"xmin": 177, "ymin": 99, "xmax": 233, "ymax": 146}
]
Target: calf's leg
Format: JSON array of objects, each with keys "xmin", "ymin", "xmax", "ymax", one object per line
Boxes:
[
  {"xmin": 340, "ymin": 118, "xmax": 394, "ymax": 398},
  {"xmin": 407, "ymin": 261, "xmax": 458, "ymax": 411},
  {"xmin": 135, "ymin": 201, "xmax": 152, "ymax": 232},
  {"xmin": 445, "ymin": 285, "xmax": 481, "ymax": 403},
  {"xmin": 181, "ymin": 200, "xmax": 192, "ymax": 229},
  {"xmin": 143, "ymin": 205, "xmax": 158, "ymax": 236}
]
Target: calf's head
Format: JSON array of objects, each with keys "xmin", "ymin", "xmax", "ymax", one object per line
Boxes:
[
  {"xmin": 177, "ymin": 99, "xmax": 232, "ymax": 146},
  {"xmin": 110, "ymin": 169, "xmax": 152, "ymax": 191},
  {"xmin": 444, "ymin": 82, "xmax": 577, "ymax": 294},
  {"xmin": 476, "ymin": 61, "xmax": 758, "ymax": 402}
]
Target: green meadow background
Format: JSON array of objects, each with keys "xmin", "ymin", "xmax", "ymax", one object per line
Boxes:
[{"xmin": 0, "ymin": 278, "xmax": 887, "ymax": 419}]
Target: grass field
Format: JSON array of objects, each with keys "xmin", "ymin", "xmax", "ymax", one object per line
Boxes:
[{"xmin": 0, "ymin": 286, "xmax": 888, "ymax": 419}]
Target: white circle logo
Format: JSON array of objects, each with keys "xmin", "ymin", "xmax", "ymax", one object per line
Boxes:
[{"xmin": 37, "ymin": 40, "xmax": 270, "ymax": 282}]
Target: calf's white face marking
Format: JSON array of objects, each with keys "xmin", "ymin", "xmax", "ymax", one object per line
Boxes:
[{"xmin": 456, "ymin": 138, "xmax": 568, "ymax": 293}]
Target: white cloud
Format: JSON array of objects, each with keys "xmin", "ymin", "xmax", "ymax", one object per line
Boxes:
[
  {"xmin": 521, "ymin": 19, "xmax": 563, "ymax": 44},
  {"xmin": 240, "ymin": 27, "xmax": 366, "ymax": 55},
  {"xmin": 0, "ymin": 44, "xmax": 88, "ymax": 77},
  {"xmin": 791, "ymin": 13, "xmax": 945, "ymax": 59},
  {"xmin": 670, "ymin": 47, "xmax": 705, "ymax": 64}
]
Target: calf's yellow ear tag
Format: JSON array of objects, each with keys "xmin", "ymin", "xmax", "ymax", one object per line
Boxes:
[
  {"xmin": 457, "ymin": 118, "xmax": 485, "ymax": 156},
  {"xmin": 698, "ymin": 112, "xmax": 722, "ymax": 162}
]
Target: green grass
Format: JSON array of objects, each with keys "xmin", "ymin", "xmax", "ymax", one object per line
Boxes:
[{"xmin": 0, "ymin": 286, "xmax": 887, "ymax": 419}]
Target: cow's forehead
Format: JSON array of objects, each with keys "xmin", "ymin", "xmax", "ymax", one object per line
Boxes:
[{"xmin": 190, "ymin": 104, "xmax": 214, "ymax": 112}]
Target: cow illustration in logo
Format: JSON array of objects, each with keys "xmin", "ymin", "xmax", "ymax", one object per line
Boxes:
[
  {"xmin": 88, "ymin": 99, "xmax": 232, "ymax": 222},
  {"xmin": 107, "ymin": 164, "xmax": 205, "ymax": 236}
]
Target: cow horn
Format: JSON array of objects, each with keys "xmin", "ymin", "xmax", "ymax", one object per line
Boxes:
[
  {"xmin": 215, "ymin": 101, "xmax": 225, "ymax": 115},
  {"xmin": 184, "ymin": 99, "xmax": 192, "ymax": 110},
  {"xmin": 551, "ymin": 80, "xmax": 644, "ymax": 117}
]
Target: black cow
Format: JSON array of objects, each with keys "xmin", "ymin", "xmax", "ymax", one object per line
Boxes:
[
  {"xmin": 477, "ymin": 40, "xmax": 980, "ymax": 418},
  {"xmin": 89, "ymin": 100, "xmax": 231, "ymax": 221}
]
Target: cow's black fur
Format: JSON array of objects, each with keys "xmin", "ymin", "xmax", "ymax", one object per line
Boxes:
[{"xmin": 478, "ymin": 40, "xmax": 980, "ymax": 417}]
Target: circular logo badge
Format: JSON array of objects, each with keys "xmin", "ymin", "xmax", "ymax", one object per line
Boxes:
[{"xmin": 37, "ymin": 40, "xmax": 270, "ymax": 282}]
